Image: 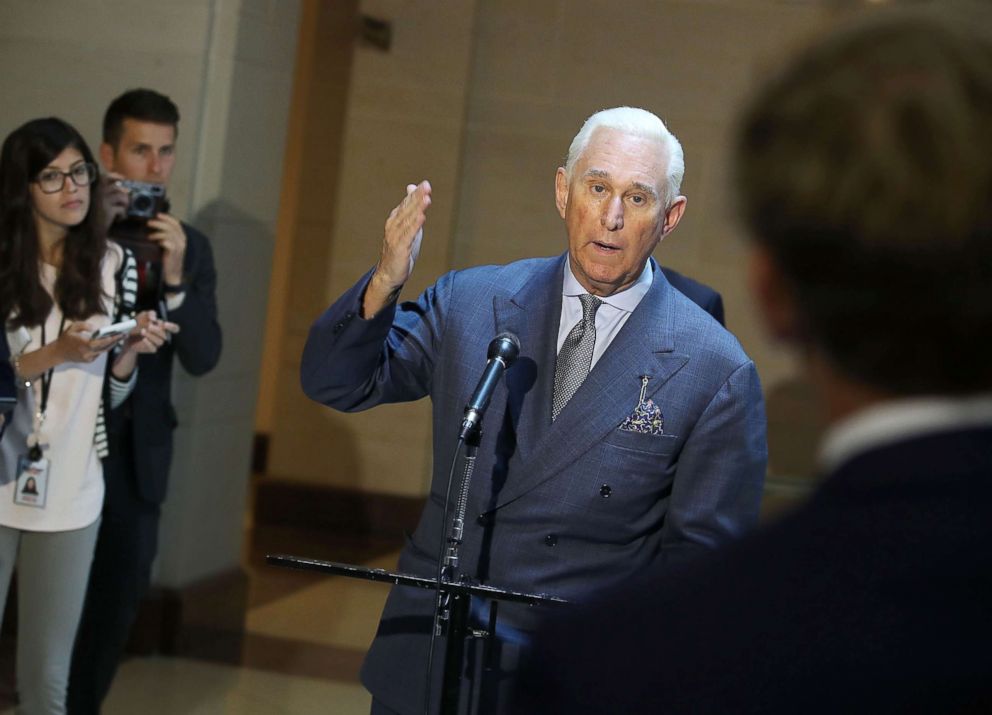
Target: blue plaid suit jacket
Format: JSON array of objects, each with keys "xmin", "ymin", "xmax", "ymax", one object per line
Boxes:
[{"xmin": 301, "ymin": 253, "xmax": 767, "ymax": 714}]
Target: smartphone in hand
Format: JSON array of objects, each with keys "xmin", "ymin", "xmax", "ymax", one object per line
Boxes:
[{"xmin": 91, "ymin": 318, "xmax": 137, "ymax": 340}]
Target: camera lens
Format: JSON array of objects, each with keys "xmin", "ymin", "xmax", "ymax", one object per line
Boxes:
[{"xmin": 133, "ymin": 194, "xmax": 152, "ymax": 213}]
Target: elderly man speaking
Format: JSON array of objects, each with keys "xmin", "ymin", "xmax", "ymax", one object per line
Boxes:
[{"xmin": 301, "ymin": 106, "xmax": 767, "ymax": 715}]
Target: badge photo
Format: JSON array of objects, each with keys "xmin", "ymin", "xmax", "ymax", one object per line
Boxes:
[{"xmin": 14, "ymin": 455, "xmax": 49, "ymax": 508}]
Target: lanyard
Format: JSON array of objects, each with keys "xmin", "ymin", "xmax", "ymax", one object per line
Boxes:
[
  {"xmin": 29, "ymin": 315, "xmax": 67, "ymax": 460},
  {"xmin": 38, "ymin": 315, "xmax": 67, "ymax": 416}
]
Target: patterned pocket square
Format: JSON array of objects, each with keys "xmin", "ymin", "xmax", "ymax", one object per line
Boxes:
[{"xmin": 619, "ymin": 397, "xmax": 664, "ymax": 436}]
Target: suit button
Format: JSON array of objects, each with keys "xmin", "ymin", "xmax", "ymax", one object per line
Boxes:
[
  {"xmin": 332, "ymin": 322, "xmax": 345, "ymax": 334},
  {"xmin": 600, "ymin": 484, "xmax": 612, "ymax": 498},
  {"xmin": 476, "ymin": 513, "xmax": 491, "ymax": 526},
  {"xmin": 544, "ymin": 534, "xmax": 557, "ymax": 547}
]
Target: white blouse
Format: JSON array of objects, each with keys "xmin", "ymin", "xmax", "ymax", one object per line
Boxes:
[{"xmin": 0, "ymin": 245, "xmax": 124, "ymax": 532}]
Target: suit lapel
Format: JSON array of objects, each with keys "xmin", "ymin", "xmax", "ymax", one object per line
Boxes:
[
  {"xmin": 493, "ymin": 256, "xmax": 564, "ymax": 463},
  {"xmin": 490, "ymin": 260, "xmax": 689, "ymax": 511}
]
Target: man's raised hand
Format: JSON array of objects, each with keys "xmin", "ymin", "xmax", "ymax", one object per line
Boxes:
[{"xmin": 363, "ymin": 180, "xmax": 432, "ymax": 318}]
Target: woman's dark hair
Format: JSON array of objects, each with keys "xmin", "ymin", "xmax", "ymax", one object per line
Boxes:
[{"xmin": 0, "ymin": 117, "xmax": 108, "ymax": 329}]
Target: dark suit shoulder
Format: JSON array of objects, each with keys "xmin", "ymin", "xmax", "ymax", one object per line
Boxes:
[
  {"xmin": 663, "ymin": 278, "xmax": 751, "ymax": 373},
  {"xmin": 662, "ymin": 266, "xmax": 725, "ymax": 325},
  {"xmin": 661, "ymin": 266, "xmax": 718, "ymax": 304}
]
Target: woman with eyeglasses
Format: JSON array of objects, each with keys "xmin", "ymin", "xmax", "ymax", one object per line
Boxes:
[{"xmin": 0, "ymin": 117, "xmax": 175, "ymax": 714}]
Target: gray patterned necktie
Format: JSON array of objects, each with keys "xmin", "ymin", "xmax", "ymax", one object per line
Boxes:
[{"xmin": 552, "ymin": 293, "xmax": 603, "ymax": 420}]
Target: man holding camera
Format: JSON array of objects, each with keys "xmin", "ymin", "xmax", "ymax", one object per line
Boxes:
[{"xmin": 68, "ymin": 88, "xmax": 222, "ymax": 714}]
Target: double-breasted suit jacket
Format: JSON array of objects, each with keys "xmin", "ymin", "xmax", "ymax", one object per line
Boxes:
[{"xmin": 301, "ymin": 253, "xmax": 767, "ymax": 713}]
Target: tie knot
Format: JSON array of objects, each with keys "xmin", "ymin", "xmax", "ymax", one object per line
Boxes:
[{"xmin": 578, "ymin": 293, "xmax": 602, "ymax": 323}]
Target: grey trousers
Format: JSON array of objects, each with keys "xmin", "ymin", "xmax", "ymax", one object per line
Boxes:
[{"xmin": 0, "ymin": 520, "xmax": 100, "ymax": 715}]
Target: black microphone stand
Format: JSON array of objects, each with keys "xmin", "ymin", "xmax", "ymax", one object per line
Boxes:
[
  {"xmin": 267, "ymin": 333, "xmax": 566, "ymax": 715},
  {"xmin": 430, "ymin": 425, "xmax": 480, "ymax": 715}
]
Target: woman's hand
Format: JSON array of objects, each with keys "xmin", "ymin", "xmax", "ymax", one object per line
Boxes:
[
  {"xmin": 123, "ymin": 311, "xmax": 180, "ymax": 355},
  {"xmin": 111, "ymin": 311, "xmax": 180, "ymax": 379},
  {"xmin": 56, "ymin": 322, "xmax": 121, "ymax": 363},
  {"xmin": 14, "ymin": 322, "xmax": 122, "ymax": 381}
]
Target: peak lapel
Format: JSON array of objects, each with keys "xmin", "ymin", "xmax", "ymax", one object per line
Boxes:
[{"xmin": 493, "ymin": 256, "xmax": 566, "ymax": 463}]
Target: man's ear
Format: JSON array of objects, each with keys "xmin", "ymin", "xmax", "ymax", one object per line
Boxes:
[
  {"xmin": 555, "ymin": 167, "xmax": 569, "ymax": 219},
  {"xmin": 99, "ymin": 142, "xmax": 114, "ymax": 171},
  {"xmin": 748, "ymin": 245, "xmax": 802, "ymax": 341},
  {"xmin": 662, "ymin": 196, "xmax": 687, "ymax": 236}
]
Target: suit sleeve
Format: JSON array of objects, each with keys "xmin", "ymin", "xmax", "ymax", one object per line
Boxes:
[
  {"xmin": 659, "ymin": 359, "xmax": 767, "ymax": 567},
  {"xmin": 168, "ymin": 226, "xmax": 222, "ymax": 376},
  {"xmin": 300, "ymin": 269, "xmax": 451, "ymax": 412}
]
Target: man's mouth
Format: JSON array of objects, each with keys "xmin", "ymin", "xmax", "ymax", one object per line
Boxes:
[{"xmin": 591, "ymin": 241, "xmax": 621, "ymax": 253}]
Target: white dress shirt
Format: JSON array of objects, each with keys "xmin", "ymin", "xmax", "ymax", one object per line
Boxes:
[{"xmin": 557, "ymin": 256, "xmax": 653, "ymax": 369}]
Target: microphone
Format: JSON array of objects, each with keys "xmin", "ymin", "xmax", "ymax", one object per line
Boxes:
[{"xmin": 459, "ymin": 332, "xmax": 520, "ymax": 441}]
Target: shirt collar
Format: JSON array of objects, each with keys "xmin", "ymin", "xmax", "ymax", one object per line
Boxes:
[
  {"xmin": 818, "ymin": 392, "xmax": 992, "ymax": 473},
  {"xmin": 562, "ymin": 255, "xmax": 653, "ymax": 313}
]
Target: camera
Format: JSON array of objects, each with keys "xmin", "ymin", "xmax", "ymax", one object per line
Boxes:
[
  {"xmin": 118, "ymin": 179, "xmax": 170, "ymax": 218},
  {"xmin": 107, "ymin": 180, "xmax": 171, "ymax": 311}
]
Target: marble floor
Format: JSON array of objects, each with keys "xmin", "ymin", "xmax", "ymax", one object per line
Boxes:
[{"xmin": 1, "ymin": 525, "xmax": 401, "ymax": 715}]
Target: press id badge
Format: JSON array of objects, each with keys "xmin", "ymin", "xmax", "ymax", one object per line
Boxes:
[{"xmin": 14, "ymin": 454, "xmax": 49, "ymax": 508}]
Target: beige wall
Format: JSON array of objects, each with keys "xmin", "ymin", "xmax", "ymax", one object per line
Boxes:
[
  {"xmin": 267, "ymin": 0, "xmax": 480, "ymax": 496},
  {"xmin": 265, "ymin": 0, "xmax": 831, "ymax": 496},
  {"xmin": 0, "ymin": 0, "xmax": 300, "ymax": 586}
]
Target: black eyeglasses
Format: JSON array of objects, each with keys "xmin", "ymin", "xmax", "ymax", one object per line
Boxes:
[{"xmin": 35, "ymin": 162, "xmax": 98, "ymax": 194}]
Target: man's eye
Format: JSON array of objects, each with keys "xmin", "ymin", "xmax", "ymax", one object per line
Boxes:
[
  {"xmin": 630, "ymin": 195, "xmax": 645, "ymax": 205},
  {"xmin": 160, "ymin": 147, "xmax": 174, "ymax": 157},
  {"xmin": 592, "ymin": 184, "xmax": 605, "ymax": 193}
]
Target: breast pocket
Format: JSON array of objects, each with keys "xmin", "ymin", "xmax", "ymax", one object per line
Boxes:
[
  {"xmin": 602, "ymin": 428, "xmax": 680, "ymax": 457},
  {"xmin": 557, "ymin": 430, "xmax": 681, "ymax": 541}
]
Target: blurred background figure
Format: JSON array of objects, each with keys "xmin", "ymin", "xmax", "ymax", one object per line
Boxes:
[{"xmin": 515, "ymin": 3, "xmax": 992, "ymax": 714}]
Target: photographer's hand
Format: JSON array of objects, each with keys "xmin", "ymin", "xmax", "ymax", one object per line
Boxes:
[
  {"xmin": 100, "ymin": 172, "xmax": 129, "ymax": 232},
  {"xmin": 146, "ymin": 213, "xmax": 188, "ymax": 286}
]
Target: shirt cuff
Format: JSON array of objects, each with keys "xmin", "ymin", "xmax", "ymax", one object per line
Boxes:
[
  {"xmin": 166, "ymin": 291, "xmax": 186, "ymax": 311},
  {"xmin": 109, "ymin": 367, "xmax": 138, "ymax": 409}
]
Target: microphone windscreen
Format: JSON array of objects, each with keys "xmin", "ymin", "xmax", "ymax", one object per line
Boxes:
[{"xmin": 488, "ymin": 332, "xmax": 521, "ymax": 365}]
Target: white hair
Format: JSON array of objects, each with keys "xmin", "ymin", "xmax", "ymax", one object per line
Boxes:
[{"xmin": 564, "ymin": 106, "xmax": 685, "ymax": 207}]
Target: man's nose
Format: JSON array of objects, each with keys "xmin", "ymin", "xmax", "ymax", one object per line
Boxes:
[
  {"xmin": 602, "ymin": 195, "xmax": 624, "ymax": 230},
  {"xmin": 148, "ymin": 153, "xmax": 162, "ymax": 176}
]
